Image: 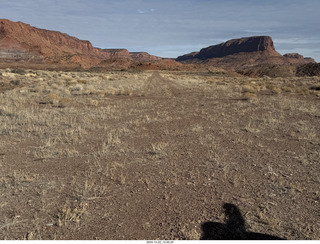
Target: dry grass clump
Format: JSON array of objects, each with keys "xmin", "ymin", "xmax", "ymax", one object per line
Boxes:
[
  {"xmin": 149, "ymin": 142, "xmax": 169, "ymax": 157},
  {"xmin": 1, "ymin": 71, "xmax": 17, "ymax": 79},
  {"xmin": 98, "ymin": 74, "xmax": 111, "ymax": 80},
  {"xmin": 239, "ymin": 82, "xmax": 260, "ymax": 101},
  {"xmin": 0, "ymin": 170, "xmax": 37, "ymax": 189},
  {"xmin": 266, "ymin": 84, "xmax": 282, "ymax": 94},
  {"xmin": 43, "ymin": 93, "xmax": 61, "ymax": 106},
  {"xmin": 295, "ymin": 87, "xmax": 310, "ymax": 95},
  {"xmin": 260, "ymin": 78, "xmax": 320, "ymax": 96},
  {"xmin": 281, "ymin": 86, "xmax": 294, "ymax": 93},
  {"xmin": 56, "ymin": 201, "xmax": 88, "ymax": 227},
  {"xmin": 117, "ymin": 89, "xmax": 134, "ymax": 96},
  {"xmin": 41, "ymin": 94, "xmax": 71, "ymax": 107},
  {"xmin": 94, "ymin": 91, "xmax": 107, "ymax": 97},
  {"xmin": 88, "ymin": 99, "xmax": 99, "ymax": 107}
]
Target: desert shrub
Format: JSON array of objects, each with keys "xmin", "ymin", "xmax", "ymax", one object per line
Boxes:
[
  {"xmin": 118, "ymin": 89, "xmax": 133, "ymax": 96},
  {"xmin": 242, "ymin": 92, "xmax": 257, "ymax": 101},
  {"xmin": 103, "ymin": 89, "xmax": 117, "ymax": 96},
  {"xmin": 10, "ymin": 80, "xmax": 21, "ymax": 86},
  {"xmin": 309, "ymin": 85, "xmax": 320, "ymax": 91},
  {"xmin": 77, "ymin": 79, "xmax": 88, "ymax": 84},
  {"xmin": 69, "ymin": 84, "xmax": 83, "ymax": 92},
  {"xmin": 41, "ymin": 94, "xmax": 71, "ymax": 107},
  {"xmin": 65, "ymin": 79, "xmax": 77, "ymax": 86},
  {"xmin": 11, "ymin": 68, "xmax": 27, "ymax": 75},
  {"xmin": 241, "ymin": 85, "xmax": 259, "ymax": 94}
]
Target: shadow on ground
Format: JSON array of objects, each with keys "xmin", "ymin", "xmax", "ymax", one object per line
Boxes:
[{"xmin": 200, "ymin": 203, "xmax": 285, "ymax": 240}]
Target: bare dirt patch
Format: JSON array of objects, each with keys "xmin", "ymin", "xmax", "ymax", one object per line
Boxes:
[{"xmin": 0, "ymin": 69, "xmax": 319, "ymax": 240}]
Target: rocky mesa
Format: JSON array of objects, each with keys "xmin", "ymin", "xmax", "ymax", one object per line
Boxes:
[
  {"xmin": 177, "ymin": 36, "xmax": 279, "ymax": 61},
  {"xmin": 0, "ymin": 19, "xmax": 317, "ymax": 72},
  {"xmin": 176, "ymin": 36, "xmax": 315, "ymax": 70},
  {"xmin": 0, "ymin": 19, "xmax": 162, "ymax": 69}
]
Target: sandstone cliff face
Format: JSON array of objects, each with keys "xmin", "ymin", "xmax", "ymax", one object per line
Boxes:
[
  {"xmin": 0, "ymin": 49, "xmax": 41, "ymax": 61},
  {"xmin": 0, "ymin": 19, "xmax": 161, "ymax": 68},
  {"xmin": 102, "ymin": 49, "xmax": 131, "ymax": 59},
  {"xmin": 176, "ymin": 36, "xmax": 315, "ymax": 70}
]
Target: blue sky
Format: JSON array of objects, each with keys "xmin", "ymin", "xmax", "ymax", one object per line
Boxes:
[{"xmin": 1, "ymin": 0, "xmax": 319, "ymax": 61}]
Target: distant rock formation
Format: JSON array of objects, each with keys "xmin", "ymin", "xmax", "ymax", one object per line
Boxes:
[
  {"xmin": 283, "ymin": 53, "xmax": 316, "ymax": 63},
  {"xmin": 176, "ymin": 36, "xmax": 316, "ymax": 70},
  {"xmin": 130, "ymin": 52, "xmax": 162, "ymax": 62},
  {"xmin": 0, "ymin": 19, "xmax": 161, "ymax": 69}
]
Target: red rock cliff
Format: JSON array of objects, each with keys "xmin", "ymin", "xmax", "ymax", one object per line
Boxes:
[
  {"xmin": 0, "ymin": 19, "xmax": 161, "ymax": 68},
  {"xmin": 0, "ymin": 19, "xmax": 97, "ymax": 56}
]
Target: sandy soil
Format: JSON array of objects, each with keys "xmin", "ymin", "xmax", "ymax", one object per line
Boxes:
[{"xmin": 0, "ymin": 69, "xmax": 319, "ymax": 240}]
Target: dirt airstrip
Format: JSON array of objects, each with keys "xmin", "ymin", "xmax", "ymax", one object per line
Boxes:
[{"xmin": 0, "ymin": 69, "xmax": 319, "ymax": 240}]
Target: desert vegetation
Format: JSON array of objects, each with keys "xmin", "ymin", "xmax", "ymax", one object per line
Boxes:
[{"xmin": 0, "ymin": 69, "xmax": 319, "ymax": 239}]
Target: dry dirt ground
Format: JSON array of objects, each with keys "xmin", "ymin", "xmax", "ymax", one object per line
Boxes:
[{"xmin": 0, "ymin": 69, "xmax": 319, "ymax": 240}]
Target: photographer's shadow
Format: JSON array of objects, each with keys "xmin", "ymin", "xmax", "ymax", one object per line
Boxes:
[{"xmin": 201, "ymin": 203, "xmax": 285, "ymax": 240}]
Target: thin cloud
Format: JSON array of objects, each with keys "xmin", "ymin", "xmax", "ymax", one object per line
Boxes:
[{"xmin": 137, "ymin": 8, "xmax": 156, "ymax": 14}]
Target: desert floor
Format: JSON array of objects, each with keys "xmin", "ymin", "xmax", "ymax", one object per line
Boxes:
[{"xmin": 0, "ymin": 69, "xmax": 319, "ymax": 240}]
